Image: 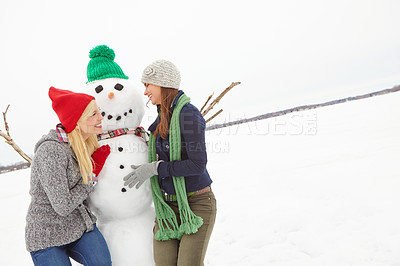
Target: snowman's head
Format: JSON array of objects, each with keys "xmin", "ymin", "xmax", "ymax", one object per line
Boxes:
[
  {"xmin": 85, "ymin": 45, "xmax": 145, "ymax": 131},
  {"xmin": 87, "ymin": 78, "xmax": 145, "ymax": 131}
]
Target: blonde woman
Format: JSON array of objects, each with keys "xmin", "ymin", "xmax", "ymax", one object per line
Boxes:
[{"xmin": 25, "ymin": 87, "xmax": 111, "ymax": 265}]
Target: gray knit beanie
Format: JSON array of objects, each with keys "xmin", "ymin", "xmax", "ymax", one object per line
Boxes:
[{"xmin": 141, "ymin": 60, "xmax": 181, "ymax": 89}]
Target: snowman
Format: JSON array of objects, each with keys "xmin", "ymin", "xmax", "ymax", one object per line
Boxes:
[{"xmin": 85, "ymin": 45, "xmax": 154, "ymax": 265}]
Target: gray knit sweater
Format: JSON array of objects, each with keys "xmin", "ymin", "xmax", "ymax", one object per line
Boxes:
[{"xmin": 25, "ymin": 130, "xmax": 97, "ymax": 252}]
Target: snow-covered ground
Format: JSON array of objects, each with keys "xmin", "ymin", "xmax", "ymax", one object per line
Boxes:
[{"xmin": 1, "ymin": 92, "xmax": 399, "ymax": 266}]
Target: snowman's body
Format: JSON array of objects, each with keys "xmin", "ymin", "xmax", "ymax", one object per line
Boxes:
[{"xmin": 86, "ymin": 77, "xmax": 154, "ymax": 266}]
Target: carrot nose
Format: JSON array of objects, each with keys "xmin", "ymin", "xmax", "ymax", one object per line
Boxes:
[{"xmin": 108, "ymin": 92, "xmax": 114, "ymax": 99}]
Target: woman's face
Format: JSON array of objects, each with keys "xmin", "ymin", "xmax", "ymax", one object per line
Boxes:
[
  {"xmin": 144, "ymin": 83, "xmax": 162, "ymax": 105},
  {"xmin": 78, "ymin": 103, "xmax": 103, "ymax": 140}
]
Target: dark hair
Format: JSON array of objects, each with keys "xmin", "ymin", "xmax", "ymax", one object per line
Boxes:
[{"xmin": 154, "ymin": 87, "xmax": 179, "ymax": 139}]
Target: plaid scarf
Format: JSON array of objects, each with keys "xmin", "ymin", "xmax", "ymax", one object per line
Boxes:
[
  {"xmin": 56, "ymin": 123, "xmax": 69, "ymax": 143},
  {"xmin": 97, "ymin": 127, "xmax": 149, "ymax": 143},
  {"xmin": 149, "ymin": 94, "xmax": 203, "ymax": 241}
]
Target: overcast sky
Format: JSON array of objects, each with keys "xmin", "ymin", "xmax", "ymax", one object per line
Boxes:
[{"xmin": 1, "ymin": 0, "xmax": 399, "ymax": 165}]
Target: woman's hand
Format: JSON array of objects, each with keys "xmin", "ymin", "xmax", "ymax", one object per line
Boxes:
[
  {"xmin": 91, "ymin": 145, "xmax": 111, "ymax": 176},
  {"xmin": 123, "ymin": 161, "xmax": 163, "ymax": 189}
]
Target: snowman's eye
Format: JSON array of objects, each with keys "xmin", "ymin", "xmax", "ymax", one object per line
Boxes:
[
  {"xmin": 95, "ymin": 85, "xmax": 104, "ymax": 94},
  {"xmin": 114, "ymin": 83, "xmax": 124, "ymax": 91}
]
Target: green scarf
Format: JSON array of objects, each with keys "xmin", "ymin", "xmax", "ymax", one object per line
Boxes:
[{"xmin": 149, "ymin": 93, "xmax": 203, "ymax": 241}]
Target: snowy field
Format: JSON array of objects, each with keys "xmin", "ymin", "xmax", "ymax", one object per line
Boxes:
[{"xmin": 1, "ymin": 92, "xmax": 399, "ymax": 266}]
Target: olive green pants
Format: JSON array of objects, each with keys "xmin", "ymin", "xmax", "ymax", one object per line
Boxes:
[{"xmin": 153, "ymin": 189, "xmax": 217, "ymax": 266}]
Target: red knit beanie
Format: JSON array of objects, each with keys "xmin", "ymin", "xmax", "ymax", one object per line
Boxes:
[{"xmin": 49, "ymin": 87, "xmax": 95, "ymax": 133}]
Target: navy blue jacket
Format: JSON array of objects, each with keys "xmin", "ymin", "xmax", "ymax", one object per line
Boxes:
[{"xmin": 148, "ymin": 91, "xmax": 212, "ymax": 195}]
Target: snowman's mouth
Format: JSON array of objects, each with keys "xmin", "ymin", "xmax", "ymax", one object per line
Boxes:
[{"xmin": 101, "ymin": 108, "xmax": 133, "ymax": 121}]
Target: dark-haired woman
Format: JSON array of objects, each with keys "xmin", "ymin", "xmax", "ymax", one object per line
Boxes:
[{"xmin": 123, "ymin": 60, "xmax": 216, "ymax": 266}]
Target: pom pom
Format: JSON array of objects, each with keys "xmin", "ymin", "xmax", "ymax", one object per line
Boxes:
[{"xmin": 89, "ymin": 45, "xmax": 115, "ymax": 60}]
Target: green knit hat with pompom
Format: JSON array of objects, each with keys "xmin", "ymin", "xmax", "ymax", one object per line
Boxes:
[{"xmin": 86, "ymin": 45, "xmax": 128, "ymax": 83}]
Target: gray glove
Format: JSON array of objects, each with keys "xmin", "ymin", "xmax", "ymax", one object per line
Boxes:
[{"xmin": 123, "ymin": 161, "xmax": 163, "ymax": 189}]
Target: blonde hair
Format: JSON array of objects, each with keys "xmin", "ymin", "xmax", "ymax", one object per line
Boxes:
[{"xmin": 67, "ymin": 100, "xmax": 99, "ymax": 184}]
